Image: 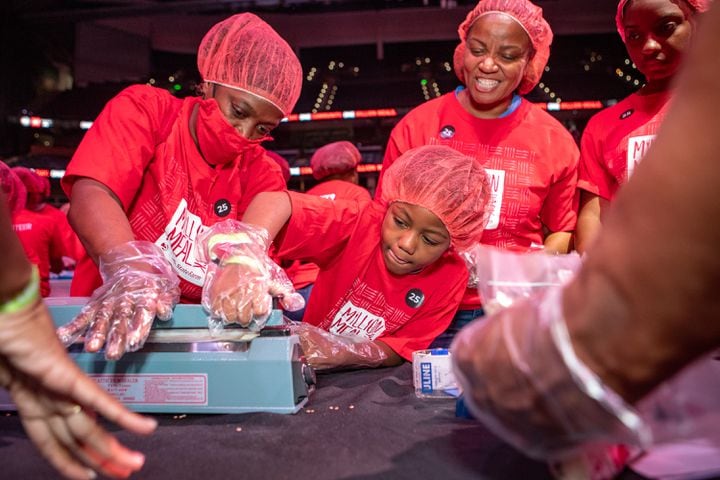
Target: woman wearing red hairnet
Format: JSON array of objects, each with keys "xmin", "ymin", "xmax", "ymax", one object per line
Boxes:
[
  {"xmin": 196, "ymin": 145, "xmax": 490, "ymax": 370},
  {"xmin": 57, "ymin": 13, "xmax": 303, "ymax": 360},
  {"xmin": 283, "ymin": 141, "xmax": 371, "ymax": 322},
  {"xmin": 575, "ymin": 0, "xmax": 709, "ymax": 253},
  {"xmin": 1, "ymin": 162, "xmax": 157, "ymax": 480},
  {"xmin": 376, "ymin": 0, "xmax": 579, "ymax": 348}
]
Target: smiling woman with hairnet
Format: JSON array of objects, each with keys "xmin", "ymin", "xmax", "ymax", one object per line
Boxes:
[
  {"xmin": 57, "ymin": 13, "xmax": 304, "ymax": 360},
  {"xmin": 375, "ymin": 0, "xmax": 580, "ymax": 349}
]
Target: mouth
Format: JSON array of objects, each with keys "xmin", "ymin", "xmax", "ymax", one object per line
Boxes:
[
  {"xmin": 386, "ymin": 248, "xmax": 411, "ymax": 267},
  {"xmin": 473, "ymin": 77, "xmax": 500, "ymax": 93}
]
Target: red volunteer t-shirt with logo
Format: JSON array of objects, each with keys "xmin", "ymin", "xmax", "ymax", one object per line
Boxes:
[
  {"xmin": 286, "ymin": 180, "xmax": 372, "ymax": 289},
  {"xmin": 276, "ymin": 193, "xmax": 468, "ymax": 360},
  {"xmin": 62, "ymin": 85, "xmax": 286, "ymax": 302},
  {"xmin": 377, "ymin": 93, "xmax": 579, "ymax": 308},
  {"xmin": 12, "ymin": 208, "xmax": 66, "ymax": 297},
  {"xmin": 578, "ymin": 91, "xmax": 671, "ymax": 200}
]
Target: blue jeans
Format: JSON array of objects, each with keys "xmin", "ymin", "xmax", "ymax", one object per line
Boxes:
[
  {"xmin": 283, "ymin": 284, "xmax": 314, "ymax": 322},
  {"xmin": 429, "ymin": 307, "xmax": 485, "ymax": 349}
]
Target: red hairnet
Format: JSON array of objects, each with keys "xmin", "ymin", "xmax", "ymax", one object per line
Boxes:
[
  {"xmin": 13, "ymin": 166, "xmax": 46, "ymax": 195},
  {"xmin": 380, "ymin": 145, "xmax": 491, "ymax": 252},
  {"xmin": 615, "ymin": 0, "xmax": 710, "ymax": 42},
  {"xmin": 265, "ymin": 150, "xmax": 291, "ymax": 183},
  {"xmin": 453, "ymin": 0, "xmax": 553, "ymax": 95},
  {"xmin": 197, "ymin": 13, "xmax": 303, "ymax": 115},
  {"xmin": 311, "ymin": 141, "xmax": 361, "ymax": 180},
  {"xmin": 1, "ymin": 163, "xmax": 27, "ymax": 215}
]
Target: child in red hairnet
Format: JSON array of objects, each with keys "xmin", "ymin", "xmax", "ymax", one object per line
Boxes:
[
  {"xmin": 198, "ymin": 145, "xmax": 491, "ymax": 370},
  {"xmin": 57, "ymin": 13, "xmax": 304, "ymax": 360}
]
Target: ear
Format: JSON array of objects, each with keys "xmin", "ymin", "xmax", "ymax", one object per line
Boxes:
[{"xmin": 198, "ymin": 81, "xmax": 211, "ymax": 99}]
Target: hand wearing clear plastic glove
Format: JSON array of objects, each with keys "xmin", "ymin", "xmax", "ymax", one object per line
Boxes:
[
  {"xmin": 451, "ymin": 285, "xmax": 652, "ymax": 460},
  {"xmin": 290, "ymin": 322, "xmax": 389, "ymax": 370},
  {"xmin": 0, "ymin": 294, "xmax": 157, "ymax": 480},
  {"xmin": 56, "ymin": 241, "xmax": 180, "ymax": 360},
  {"xmin": 197, "ymin": 219, "xmax": 305, "ymax": 334}
]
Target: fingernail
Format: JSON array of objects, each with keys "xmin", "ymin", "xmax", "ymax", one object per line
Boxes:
[
  {"xmin": 86, "ymin": 469, "xmax": 97, "ymax": 479},
  {"xmin": 132, "ymin": 452, "xmax": 146, "ymax": 467}
]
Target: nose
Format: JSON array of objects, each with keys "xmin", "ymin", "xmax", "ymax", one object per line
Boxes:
[
  {"xmin": 641, "ymin": 36, "xmax": 661, "ymax": 55},
  {"xmin": 236, "ymin": 120, "xmax": 254, "ymax": 140},
  {"xmin": 478, "ymin": 55, "xmax": 499, "ymax": 73},
  {"xmin": 397, "ymin": 231, "xmax": 417, "ymax": 255}
]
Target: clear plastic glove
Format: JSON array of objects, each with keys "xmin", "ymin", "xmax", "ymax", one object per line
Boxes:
[
  {"xmin": 0, "ymin": 295, "xmax": 157, "ymax": 480},
  {"xmin": 290, "ymin": 322, "xmax": 388, "ymax": 370},
  {"xmin": 56, "ymin": 241, "xmax": 180, "ymax": 360},
  {"xmin": 451, "ymin": 285, "xmax": 652, "ymax": 460},
  {"xmin": 197, "ymin": 219, "xmax": 304, "ymax": 334}
]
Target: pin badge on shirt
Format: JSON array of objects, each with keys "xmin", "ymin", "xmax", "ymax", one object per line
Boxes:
[
  {"xmin": 406, "ymin": 288, "xmax": 425, "ymax": 308},
  {"xmin": 439, "ymin": 125, "xmax": 455, "ymax": 139},
  {"xmin": 620, "ymin": 109, "xmax": 634, "ymax": 120},
  {"xmin": 214, "ymin": 199, "xmax": 231, "ymax": 217}
]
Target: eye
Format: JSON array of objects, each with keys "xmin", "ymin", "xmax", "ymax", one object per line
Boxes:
[
  {"xmin": 422, "ymin": 235, "xmax": 440, "ymax": 246},
  {"xmin": 256, "ymin": 124, "xmax": 272, "ymax": 136},
  {"xmin": 626, "ymin": 31, "xmax": 642, "ymax": 42},
  {"xmin": 470, "ymin": 48, "xmax": 487, "ymax": 57},
  {"xmin": 500, "ymin": 53, "xmax": 520, "ymax": 62},
  {"xmin": 658, "ymin": 21, "xmax": 678, "ymax": 36},
  {"xmin": 393, "ymin": 216, "xmax": 407, "ymax": 228},
  {"xmin": 232, "ymin": 104, "xmax": 249, "ymax": 119}
]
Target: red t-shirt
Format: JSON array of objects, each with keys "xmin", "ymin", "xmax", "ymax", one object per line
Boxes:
[
  {"xmin": 62, "ymin": 85, "xmax": 286, "ymax": 301},
  {"xmin": 276, "ymin": 193, "xmax": 468, "ymax": 360},
  {"xmin": 12, "ymin": 208, "xmax": 66, "ymax": 297},
  {"xmin": 286, "ymin": 180, "xmax": 372, "ymax": 289},
  {"xmin": 37, "ymin": 203, "xmax": 84, "ymax": 261},
  {"xmin": 377, "ymin": 93, "xmax": 579, "ymax": 308},
  {"xmin": 578, "ymin": 91, "xmax": 671, "ymax": 200}
]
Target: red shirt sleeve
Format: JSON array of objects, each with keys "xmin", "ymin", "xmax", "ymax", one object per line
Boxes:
[
  {"xmin": 539, "ymin": 128, "xmax": 580, "ymax": 233},
  {"xmin": 578, "ymin": 114, "xmax": 610, "ymax": 198},
  {"xmin": 276, "ymin": 192, "xmax": 364, "ymax": 268},
  {"xmin": 62, "ymin": 85, "xmax": 179, "ymax": 210}
]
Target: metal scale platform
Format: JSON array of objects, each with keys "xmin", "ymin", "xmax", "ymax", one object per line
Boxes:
[{"xmin": 39, "ymin": 298, "xmax": 315, "ymax": 414}]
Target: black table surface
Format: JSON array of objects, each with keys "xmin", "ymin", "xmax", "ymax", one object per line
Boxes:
[{"xmin": 0, "ymin": 363, "xmax": 645, "ymax": 480}]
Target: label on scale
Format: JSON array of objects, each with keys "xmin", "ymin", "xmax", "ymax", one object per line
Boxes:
[{"xmin": 90, "ymin": 374, "xmax": 208, "ymax": 405}]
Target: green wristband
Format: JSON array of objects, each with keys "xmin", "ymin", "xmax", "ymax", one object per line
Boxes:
[{"xmin": 0, "ymin": 265, "xmax": 40, "ymax": 315}]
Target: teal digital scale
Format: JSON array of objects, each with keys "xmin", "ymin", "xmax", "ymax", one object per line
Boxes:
[{"xmin": 1, "ymin": 298, "xmax": 315, "ymax": 414}]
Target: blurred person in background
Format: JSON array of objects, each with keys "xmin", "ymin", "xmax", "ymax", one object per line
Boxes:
[
  {"xmin": 12, "ymin": 167, "xmax": 71, "ymax": 296},
  {"xmin": 57, "ymin": 13, "xmax": 303, "ymax": 360},
  {"xmin": 376, "ymin": 0, "xmax": 579, "ymax": 348},
  {"xmin": 198, "ymin": 145, "xmax": 490, "ymax": 370},
  {"xmin": 284, "ymin": 141, "xmax": 371, "ymax": 322},
  {"xmin": 1, "ymin": 161, "xmax": 157, "ymax": 480},
  {"xmin": 575, "ymin": 0, "xmax": 709, "ymax": 253}
]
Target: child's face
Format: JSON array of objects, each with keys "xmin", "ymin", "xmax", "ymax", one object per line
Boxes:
[{"xmin": 381, "ymin": 202, "xmax": 451, "ymax": 276}]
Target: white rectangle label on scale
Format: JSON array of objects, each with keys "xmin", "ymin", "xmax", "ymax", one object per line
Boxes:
[{"xmin": 90, "ymin": 374, "xmax": 208, "ymax": 405}]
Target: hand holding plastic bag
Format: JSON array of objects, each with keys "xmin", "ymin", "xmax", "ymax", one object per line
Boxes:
[
  {"xmin": 452, "ymin": 285, "xmax": 651, "ymax": 459},
  {"xmin": 56, "ymin": 241, "xmax": 180, "ymax": 360},
  {"xmin": 197, "ymin": 220, "xmax": 304, "ymax": 333},
  {"xmin": 451, "ymin": 245, "xmax": 651, "ymax": 460},
  {"xmin": 290, "ymin": 322, "xmax": 388, "ymax": 370}
]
